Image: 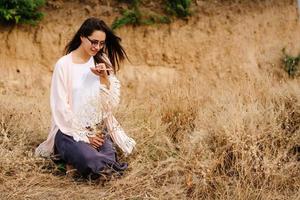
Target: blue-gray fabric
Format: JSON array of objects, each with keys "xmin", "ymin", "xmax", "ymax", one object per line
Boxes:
[{"xmin": 54, "ymin": 130, "xmax": 128, "ymax": 176}]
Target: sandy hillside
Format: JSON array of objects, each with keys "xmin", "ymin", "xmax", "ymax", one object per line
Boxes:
[
  {"xmin": 0, "ymin": 0, "xmax": 299, "ymax": 92},
  {"xmin": 0, "ymin": 0, "xmax": 300, "ymax": 199}
]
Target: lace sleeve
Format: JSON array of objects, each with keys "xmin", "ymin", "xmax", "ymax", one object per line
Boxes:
[
  {"xmin": 99, "ymin": 74, "xmax": 121, "ymax": 109},
  {"xmin": 104, "ymin": 113, "xmax": 136, "ymax": 155}
]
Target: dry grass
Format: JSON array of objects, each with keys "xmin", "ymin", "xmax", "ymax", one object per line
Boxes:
[{"xmin": 0, "ymin": 65, "xmax": 300, "ymax": 199}]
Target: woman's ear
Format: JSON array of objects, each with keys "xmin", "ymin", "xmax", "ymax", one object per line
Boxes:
[{"xmin": 80, "ymin": 36, "xmax": 84, "ymax": 42}]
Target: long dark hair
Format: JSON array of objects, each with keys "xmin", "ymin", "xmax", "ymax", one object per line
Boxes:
[{"xmin": 64, "ymin": 17, "xmax": 128, "ymax": 73}]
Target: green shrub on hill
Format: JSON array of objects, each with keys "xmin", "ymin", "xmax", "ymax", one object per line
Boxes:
[
  {"xmin": 112, "ymin": 0, "xmax": 171, "ymax": 30},
  {"xmin": 147, "ymin": 13, "xmax": 171, "ymax": 24},
  {"xmin": 282, "ymin": 49, "xmax": 300, "ymax": 77},
  {"xmin": 111, "ymin": 8, "xmax": 141, "ymax": 30},
  {"xmin": 165, "ymin": 0, "xmax": 192, "ymax": 18},
  {"xmin": 0, "ymin": 0, "xmax": 45, "ymax": 25},
  {"xmin": 112, "ymin": 0, "xmax": 140, "ymax": 29}
]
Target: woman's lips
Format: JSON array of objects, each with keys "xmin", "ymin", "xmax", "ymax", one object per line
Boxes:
[{"xmin": 91, "ymin": 49, "xmax": 98, "ymax": 54}]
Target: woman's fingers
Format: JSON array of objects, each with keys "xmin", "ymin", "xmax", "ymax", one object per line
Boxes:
[
  {"xmin": 96, "ymin": 64, "xmax": 113, "ymax": 74},
  {"xmin": 91, "ymin": 141, "xmax": 101, "ymax": 149},
  {"xmin": 90, "ymin": 67, "xmax": 101, "ymax": 76},
  {"xmin": 91, "ymin": 63, "xmax": 113, "ymax": 78},
  {"xmin": 95, "ymin": 63, "xmax": 105, "ymax": 69},
  {"xmin": 90, "ymin": 136, "xmax": 104, "ymax": 148},
  {"xmin": 90, "ymin": 67, "xmax": 107, "ymax": 77},
  {"xmin": 96, "ymin": 63, "xmax": 113, "ymax": 71},
  {"xmin": 94, "ymin": 137, "xmax": 104, "ymax": 144}
]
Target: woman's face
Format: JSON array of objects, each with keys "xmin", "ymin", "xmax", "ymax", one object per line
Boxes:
[{"xmin": 80, "ymin": 30, "xmax": 106, "ymax": 56}]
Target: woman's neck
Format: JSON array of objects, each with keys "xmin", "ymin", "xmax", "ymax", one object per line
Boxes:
[{"xmin": 72, "ymin": 46, "xmax": 91, "ymax": 64}]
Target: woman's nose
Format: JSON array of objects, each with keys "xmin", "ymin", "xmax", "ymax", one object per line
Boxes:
[{"xmin": 94, "ymin": 45, "xmax": 101, "ymax": 50}]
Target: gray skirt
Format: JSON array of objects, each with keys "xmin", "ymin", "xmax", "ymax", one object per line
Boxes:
[{"xmin": 54, "ymin": 130, "xmax": 128, "ymax": 176}]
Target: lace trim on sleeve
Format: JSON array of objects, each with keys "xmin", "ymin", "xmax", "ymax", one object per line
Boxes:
[{"xmin": 105, "ymin": 114, "xmax": 136, "ymax": 155}]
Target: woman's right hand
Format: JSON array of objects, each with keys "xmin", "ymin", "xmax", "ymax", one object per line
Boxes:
[{"xmin": 88, "ymin": 133, "xmax": 105, "ymax": 149}]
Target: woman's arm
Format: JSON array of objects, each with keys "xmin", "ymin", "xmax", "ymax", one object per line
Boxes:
[
  {"xmin": 104, "ymin": 113, "xmax": 136, "ymax": 155},
  {"xmin": 90, "ymin": 60, "xmax": 121, "ymax": 108},
  {"xmin": 50, "ymin": 60, "xmax": 90, "ymax": 143}
]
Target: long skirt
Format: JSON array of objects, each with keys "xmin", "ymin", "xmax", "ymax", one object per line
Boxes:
[{"xmin": 54, "ymin": 129, "xmax": 128, "ymax": 176}]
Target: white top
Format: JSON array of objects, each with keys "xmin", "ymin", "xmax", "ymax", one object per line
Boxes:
[
  {"xmin": 35, "ymin": 53, "xmax": 136, "ymax": 157},
  {"xmin": 69, "ymin": 53, "xmax": 102, "ymax": 129}
]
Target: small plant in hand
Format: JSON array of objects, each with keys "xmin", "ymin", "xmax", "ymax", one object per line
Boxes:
[
  {"xmin": 0, "ymin": 0, "xmax": 45, "ymax": 25},
  {"xmin": 86, "ymin": 121, "xmax": 106, "ymax": 138},
  {"xmin": 282, "ymin": 48, "xmax": 300, "ymax": 77}
]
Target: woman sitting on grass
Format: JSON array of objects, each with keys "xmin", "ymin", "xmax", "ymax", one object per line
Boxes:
[{"xmin": 35, "ymin": 17, "xmax": 136, "ymax": 178}]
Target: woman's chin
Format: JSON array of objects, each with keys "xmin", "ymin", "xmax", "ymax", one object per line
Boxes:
[{"xmin": 89, "ymin": 50, "xmax": 98, "ymax": 56}]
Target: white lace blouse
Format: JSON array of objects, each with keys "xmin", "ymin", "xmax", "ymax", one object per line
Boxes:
[{"xmin": 35, "ymin": 53, "xmax": 136, "ymax": 157}]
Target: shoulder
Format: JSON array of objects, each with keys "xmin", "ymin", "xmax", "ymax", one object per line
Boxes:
[
  {"xmin": 55, "ymin": 54, "xmax": 71, "ymax": 68},
  {"xmin": 52, "ymin": 54, "xmax": 72, "ymax": 78},
  {"xmin": 53, "ymin": 54, "xmax": 72, "ymax": 74}
]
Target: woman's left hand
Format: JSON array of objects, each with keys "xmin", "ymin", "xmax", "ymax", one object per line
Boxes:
[
  {"xmin": 90, "ymin": 63, "xmax": 112, "ymax": 77},
  {"xmin": 90, "ymin": 63, "xmax": 112, "ymax": 88}
]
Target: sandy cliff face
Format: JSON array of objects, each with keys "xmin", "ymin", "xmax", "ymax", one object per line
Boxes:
[{"xmin": 0, "ymin": 0, "xmax": 299, "ymax": 93}]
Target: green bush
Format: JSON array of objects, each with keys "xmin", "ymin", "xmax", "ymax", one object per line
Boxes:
[
  {"xmin": 112, "ymin": 0, "xmax": 171, "ymax": 30},
  {"xmin": 111, "ymin": 8, "xmax": 141, "ymax": 30},
  {"xmin": 112, "ymin": 0, "xmax": 141, "ymax": 30},
  {"xmin": 282, "ymin": 49, "xmax": 300, "ymax": 77},
  {"xmin": 165, "ymin": 0, "xmax": 192, "ymax": 18},
  {"xmin": 147, "ymin": 13, "xmax": 171, "ymax": 24},
  {"xmin": 0, "ymin": 0, "xmax": 45, "ymax": 25}
]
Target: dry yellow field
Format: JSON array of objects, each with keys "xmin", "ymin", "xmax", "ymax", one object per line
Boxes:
[{"xmin": 0, "ymin": 1, "xmax": 299, "ymax": 199}]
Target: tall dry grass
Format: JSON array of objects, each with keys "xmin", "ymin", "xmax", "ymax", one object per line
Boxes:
[{"xmin": 0, "ymin": 65, "xmax": 299, "ymax": 199}]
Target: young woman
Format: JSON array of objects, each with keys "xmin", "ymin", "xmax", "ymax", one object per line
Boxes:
[{"xmin": 35, "ymin": 17, "xmax": 136, "ymax": 178}]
